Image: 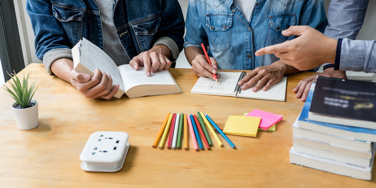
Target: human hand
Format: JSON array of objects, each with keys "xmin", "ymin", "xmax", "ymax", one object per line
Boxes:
[
  {"xmin": 238, "ymin": 61, "xmax": 286, "ymax": 92},
  {"xmin": 130, "ymin": 45, "xmax": 172, "ymax": 77},
  {"xmin": 255, "ymin": 26, "xmax": 338, "ymax": 71},
  {"xmin": 191, "ymin": 53, "xmax": 221, "ymax": 80},
  {"xmin": 70, "ymin": 69, "xmax": 120, "ymax": 100},
  {"xmin": 294, "ymin": 68, "xmax": 347, "ymax": 102}
]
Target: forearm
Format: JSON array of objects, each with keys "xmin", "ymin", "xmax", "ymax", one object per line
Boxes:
[
  {"xmin": 184, "ymin": 46, "xmax": 204, "ymax": 65},
  {"xmin": 50, "ymin": 58, "xmax": 74, "ymax": 83}
]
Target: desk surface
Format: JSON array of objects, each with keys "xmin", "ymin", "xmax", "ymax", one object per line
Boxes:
[{"xmin": 0, "ymin": 63, "xmax": 374, "ymax": 187}]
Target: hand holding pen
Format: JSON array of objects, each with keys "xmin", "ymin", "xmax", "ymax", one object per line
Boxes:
[{"xmin": 185, "ymin": 44, "xmax": 220, "ymax": 81}]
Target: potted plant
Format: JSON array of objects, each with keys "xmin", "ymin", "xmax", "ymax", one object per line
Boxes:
[{"xmin": 3, "ymin": 72, "xmax": 38, "ymax": 130}]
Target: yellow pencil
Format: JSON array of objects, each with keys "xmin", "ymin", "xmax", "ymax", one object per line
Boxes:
[
  {"xmin": 158, "ymin": 113, "xmax": 173, "ymax": 149},
  {"xmin": 153, "ymin": 113, "xmax": 171, "ymax": 148},
  {"xmin": 183, "ymin": 114, "xmax": 189, "ymax": 150},
  {"xmin": 200, "ymin": 112, "xmax": 223, "ymax": 147}
]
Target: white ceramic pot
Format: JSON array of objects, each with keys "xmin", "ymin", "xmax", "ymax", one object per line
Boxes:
[{"xmin": 12, "ymin": 99, "xmax": 39, "ymax": 130}]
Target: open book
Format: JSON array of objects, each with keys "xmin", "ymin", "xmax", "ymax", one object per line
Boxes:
[
  {"xmin": 72, "ymin": 38, "xmax": 182, "ymax": 98},
  {"xmin": 191, "ymin": 72, "xmax": 287, "ymax": 101}
]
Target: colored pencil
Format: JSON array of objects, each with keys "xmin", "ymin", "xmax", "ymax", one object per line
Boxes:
[
  {"xmin": 158, "ymin": 113, "xmax": 173, "ymax": 149},
  {"xmin": 196, "ymin": 112, "xmax": 213, "ymax": 146},
  {"xmin": 183, "ymin": 114, "xmax": 189, "ymax": 150},
  {"xmin": 201, "ymin": 43, "xmax": 218, "ymax": 82},
  {"xmin": 187, "ymin": 114, "xmax": 198, "ymax": 151},
  {"xmin": 205, "ymin": 114, "xmax": 236, "ymax": 149},
  {"xmin": 200, "ymin": 112, "xmax": 223, "ymax": 147},
  {"xmin": 172, "ymin": 113, "xmax": 180, "ymax": 149},
  {"xmin": 167, "ymin": 113, "xmax": 177, "ymax": 149},
  {"xmin": 193, "ymin": 114, "xmax": 210, "ymax": 150},
  {"xmin": 190, "ymin": 114, "xmax": 204, "ymax": 150},
  {"xmin": 152, "ymin": 113, "xmax": 170, "ymax": 148},
  {"xmin": 177, "ymin": 113, "xmax": 184, "ymax": 149}
]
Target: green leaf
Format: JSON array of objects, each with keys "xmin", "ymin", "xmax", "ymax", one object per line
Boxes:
[{"xmin": 3, "ymin": 71, "xmax": 37, "ymax": 108}]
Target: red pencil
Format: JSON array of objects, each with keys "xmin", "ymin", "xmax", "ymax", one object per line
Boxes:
[
  {"xmin": 167, "ymin": 113, "xmax": 176, "ymax": 149},
  {"xmin": 193, "ymin": 114, "xmax": 211, "ymax": 150},
  {"xmin": 201, "ymin": 43, "xmax": 218, "ymax": 83}
]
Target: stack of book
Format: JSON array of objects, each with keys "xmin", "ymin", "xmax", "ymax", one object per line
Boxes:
[{"xmin": 290, "ymin": 77, "xmax": 376, "ymax": 180}]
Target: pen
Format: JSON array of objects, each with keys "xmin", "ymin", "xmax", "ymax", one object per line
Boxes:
[{"xmin": 201, "ymin": 43, "xmax": 218, "ymax": 83}]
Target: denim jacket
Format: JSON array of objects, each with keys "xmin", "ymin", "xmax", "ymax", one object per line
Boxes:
[
  {"xmin": 27, "ymin": 0, "xmax": 185, "ymax": 66},
  {"xmin": 184, "ymin": 0, "xmax": 328, "ymax": 70}
]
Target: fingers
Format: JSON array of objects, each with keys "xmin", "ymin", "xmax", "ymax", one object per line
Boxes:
[
  {"xmin": 191, "ymin": 55, "xmax": 218, "ymax": 79},
  {"xmin": 129, "ymin": 57, "xmax": 140, "ymax": 71},
  {"xmin": 293, "ymin": 75, "xmax": 317, "ymax": 101},
  {"xmin": 132, "ymin": 51, "xmax": 172, "ymax": 76},
  {"xmin": 101, "ymin": 84, "xmax": 120, "ymax": 100},
  {"xmin": 281, "ymin": 25, "xmax": 309, "ymax": 37},
  {"xmin": 255, "ymin": 42, "xmax": 291, "ymax": 56},
  {"xmin": 71, "ymin": 70, "xmax": 90, "ymax": 83}
]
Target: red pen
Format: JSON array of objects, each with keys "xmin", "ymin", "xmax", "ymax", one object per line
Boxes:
[{"xmin": 201, "ymin": 43, "xmax": 218, "ymax": 83}]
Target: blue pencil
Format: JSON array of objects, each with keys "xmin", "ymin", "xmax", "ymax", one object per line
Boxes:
[
  {"xmin": 205, "ymin": 114, "xmax": 236, "ymax": 149},
  {"xmin": 190, "ymin": 114, "xmax": 204, "ymax": 150}
]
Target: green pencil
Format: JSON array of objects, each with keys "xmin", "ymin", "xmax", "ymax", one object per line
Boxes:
[
  {"xmin": 177, "ymin": 113, "xmax": 184, "ymax": 149},
  {"xmin": 197, "ymin": 112, "xmax": 213, "ymax": 146}
]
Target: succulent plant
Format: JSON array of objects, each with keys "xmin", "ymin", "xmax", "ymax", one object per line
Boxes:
[{"xmin": 3, "ymin": 72, "xmax": 37, "ymax": 108}]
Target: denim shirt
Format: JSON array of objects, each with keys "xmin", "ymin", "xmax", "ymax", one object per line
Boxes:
[
  {"xmin": 26, "ymin": 0, "xmax": 185, "ymax": 68},
  {"xmin": 184, "ymin": 0, "xmax": 328, "ymax": 70},
  {"xmin": 325, "ymin": 0, "xmax": 376, "ymax": 72}
]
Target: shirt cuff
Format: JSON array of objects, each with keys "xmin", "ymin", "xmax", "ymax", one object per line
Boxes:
[
  {"xmin": 334, "ymin": 38, "xmax": 343, "ymax": 70},
  {"xmin": 153, "ymin": 37, "xmax": 179, "ymax": 61},
  {"xmin": 43, "ymin": 48, "xmax": 72, "ymax": 75}
]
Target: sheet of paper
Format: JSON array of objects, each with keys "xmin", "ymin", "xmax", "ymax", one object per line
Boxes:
[
  {"xmin": 246, "ymin": 109, "xmax": 283, "ymax": 130},
  {"xmin": 191, "ymin": 72, "xmax": 241, "ymax": 97},
  {"xmin": 118, "ymin": 65, "xmax": 176, "ymax": 91},
  {"xmin": 237, "ymin": 77, "xmax": 287, "ymax": 101}
]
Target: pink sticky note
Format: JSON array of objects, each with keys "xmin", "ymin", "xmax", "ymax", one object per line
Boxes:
[{"xmin": 246, "ymin": 109, "xmax": 283, "ymax": 130}]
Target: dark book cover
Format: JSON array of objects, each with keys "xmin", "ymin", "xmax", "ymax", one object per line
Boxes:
[{"xmin": 309, "ymin": 77, "xmax": 376, "ymax": 122}]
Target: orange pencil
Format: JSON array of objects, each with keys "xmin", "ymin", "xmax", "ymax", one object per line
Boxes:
[
  {"xmin": 158, "ymin": 113, "xmax": 173, "ymax": 149},
  {"xmin": 152, "ymin": 113, "xmax": 170, "ymax": 148},
  {"xmin": 201, "ymin": 43, "xmax": 218, "ymax": 83},
  {"xmin": 183, "ymin": 114, "xmax": 189, "ymax": 150},
  {"xmin": 193, "ymin": 114, "xmax": 211, "ymax": 150}
]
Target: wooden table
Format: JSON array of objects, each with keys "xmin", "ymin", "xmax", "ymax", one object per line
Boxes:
[{"xmin": 0, "ymin": 63, "xmax": 374, "ymax": 187}]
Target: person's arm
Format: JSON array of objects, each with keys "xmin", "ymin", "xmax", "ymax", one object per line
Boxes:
[
  {"xmin": 325, "ymin": 0, "xmax": 369, "ymax": 40},
  {"xmin": 26, "ymin": 0, "xmax": 73, "ymax": 74},
  {"xmin": 183, "ymin": 0, "xmax": 218, "ymax": 79},
  {"xmin": 339, "ymin": 39, "xmax": 376, "ymax": 72},
  {"xmin": 26, "ymin": 0, "xmax": 118, "ymax": 99}
]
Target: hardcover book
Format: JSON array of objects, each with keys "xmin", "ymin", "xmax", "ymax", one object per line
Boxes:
[
  {"xmin": 309, "ymin": 77, "xmax": 376, "ymax": 129},
  {"xmin": 299, "ymin": 83, "xmax": 376, "ymax": 142}
]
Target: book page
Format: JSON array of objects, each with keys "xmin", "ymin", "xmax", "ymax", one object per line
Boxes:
[
  {"xmin": 118, "ymin": 65, "xmax": 177, "ymax": 92},
  {"xmin": 237, "ymin": 77, "xmax": 287, "ymax": 101},
  {"xmin": 191, "ymin": 72, "xmax": 240, "ymax": 97},
  {"xmin": 80, "ymin": 38, "xmax": 124, "ymax": 91}
]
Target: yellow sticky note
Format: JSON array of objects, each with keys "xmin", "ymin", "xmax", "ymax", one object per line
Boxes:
[{"xmin": 223, "ymin": 115, "xmax": 261, "ymax": 137}]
